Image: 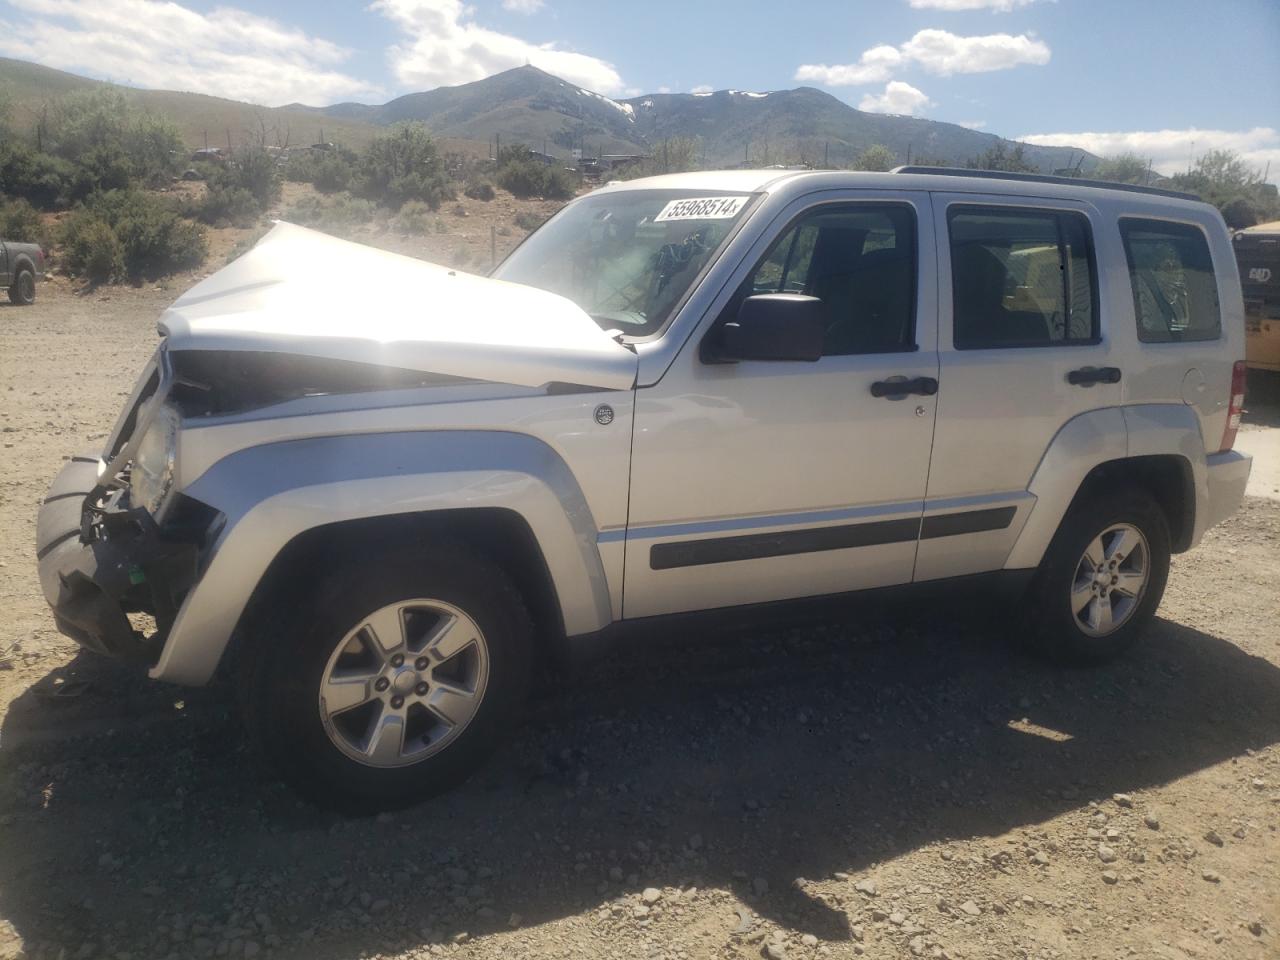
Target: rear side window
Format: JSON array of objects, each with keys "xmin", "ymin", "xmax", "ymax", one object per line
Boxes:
[
  {"xmin": 949, "ymin": 206, "xmax": 1098, "ymax": 349},
  {"xmin": 1120, "ymin": 218, "xmax": 1221, "ymax": 342}
]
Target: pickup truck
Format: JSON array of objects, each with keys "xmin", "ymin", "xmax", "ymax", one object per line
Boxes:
[{"xmin": 1, "ymin": 239, "xmax": 44, "ymax": 305}]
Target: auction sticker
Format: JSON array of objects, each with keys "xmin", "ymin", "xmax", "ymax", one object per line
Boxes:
[{"xmin": 654, "ymin": 196, "xmax": 747, "ymax": 222}]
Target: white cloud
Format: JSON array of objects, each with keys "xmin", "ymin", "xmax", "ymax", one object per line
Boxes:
[
  {"xmin": 795, "ymin": 28, "xmax": 1049, "ymax": 88},
  {"xmin": 796, "ymin": 44, "xmax": 902, "ymax": 86},
  {"xmin": 908, "ymin": 0, "xmax": 1041, "ymax": 10},
  {"xmin": 373, "ymin": 0, "xmax": 623, "ymax": 94},
  {"xmin": 690, "ymin": 84, "xmax": 714, "ymax": 94},
  {"xmin": 0, "ymin": 0, "xmax": 380, "ymax": 106},
  {"xmin": 958, "ymin": 119, "xmax": 987, "ymax": 129},
  {"xmin": 858, "ymin": 81, "xmax": 933, "ymax": 115},
  {"xmin": 656, "ymin": 85, "xmax": 672, "ymax": 94},
  {"xmin": 900, "ymin": 29, "xmax": 1050, "ymax": 75},
  {"xmin": 1020, "ymin": 127, "xmax": 1280, "ymax": 179},
  {"xmin": 501, "ymin": 0, "xmax": 544, "ymax": 12}
]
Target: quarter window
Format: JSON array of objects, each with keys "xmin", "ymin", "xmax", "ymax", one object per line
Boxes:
[
  {"xmin": 949, "ymin": 207, "xmax": 1097, "ymax": 349},
  {"xmin": 737, "ymin": 204, "xmax": 917, "ymax": 355},
  {"xmin": 1120, "ymin": 218, "xmax": 1221, "ymax": 342}
]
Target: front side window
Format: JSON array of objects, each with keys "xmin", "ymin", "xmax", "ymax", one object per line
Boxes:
[
  {"xmin": 1120, "ymin": 218, "xmax": 1221, "ymax": 342},
  {"xmin": 493, "ymin": 190, "xmax": 753, "ymax": 338},
  {"xmin": 949, "ymin": 206, "xmax": 1097, "ymax": 349},
  {"xmin": 734, "ymin": 204, "xmax": 917, "ymax": 355}
]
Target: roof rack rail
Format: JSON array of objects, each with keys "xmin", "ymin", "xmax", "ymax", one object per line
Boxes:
[{"xmin": 890, "ymin": 166, "xmax": 1200, "ymax": 202}]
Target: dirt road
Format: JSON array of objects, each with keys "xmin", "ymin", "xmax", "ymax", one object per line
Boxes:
[{"xmin": 1, "ymin": 279, "xmax": 1278, "ymax": 960}]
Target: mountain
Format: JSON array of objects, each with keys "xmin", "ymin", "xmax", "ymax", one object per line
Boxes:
[
  {"xmin": 0, "ymin": 57, "xmax": 1092, "ymax": 172},
  {"xmin": 295, "ymin": 65, "xmax": 648, "ymax": 158},
  {"xmin": 309, "ymin": 65, "xmax": 1093, "ymax": 171},
  {"xmin": 623, "ymin": 86, "xmax": 1088, "ymax": 170}
]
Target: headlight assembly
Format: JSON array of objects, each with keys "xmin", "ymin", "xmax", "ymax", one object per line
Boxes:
[{"xmin": 129, "ymin": 403, "xmax": 180, "ymax": 516}]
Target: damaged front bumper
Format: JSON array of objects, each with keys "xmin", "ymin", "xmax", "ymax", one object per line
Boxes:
[{"xmin": 36, "ymin": 454, "xmax": 214, "ymax": 663}]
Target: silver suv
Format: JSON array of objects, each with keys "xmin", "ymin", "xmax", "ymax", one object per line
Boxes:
[{"xmin": 35, "ymin": 168, "xmax": 1253, "ymax": 810}]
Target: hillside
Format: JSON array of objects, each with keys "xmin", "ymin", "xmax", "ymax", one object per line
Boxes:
[
  {"xmin": 0, "ymin": 57, "xmax": 383, "ymax": 151},
  {"xmin": 0, "ymin": 57, "xmax": 1092, "ymax": 171}
]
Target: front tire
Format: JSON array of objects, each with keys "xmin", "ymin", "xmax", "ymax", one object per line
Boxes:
[
  {"xmin": 1020, "ymin": 489, "xmax": 1171, "ymax": 664},
  {"xmin": 8, "ymin": 269, "xmax": 35, "ymax": 305},
  {"xmin": 240, "ymin": 541, "xmax": 534, "ymax": 813}
]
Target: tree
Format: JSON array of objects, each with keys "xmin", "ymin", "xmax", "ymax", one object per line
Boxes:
[
  {"xmin": 967, "ymin": 141, "xmax": 1037, "ymax": 173},
  {"xmin": 1165, "ymin": 149, "xmax": 1279, "ymax": 225},
  {"xmin": 356, "ymin": 122, "xmax": 453, "ymax": 209},
  {"xmin": 621, "ymin": 137, "xmax": 702, "ymax": 179},
  {"xmin": 1093, "ymin": 153, "xmax": 1150, "ymax": 185},
  {"xmin": 43, "ymin": 87, "xmax": 182, "ymax": 193},
  {"xmin": 854, "ymin": 144, "xmax": 897, "ymax": 172}
]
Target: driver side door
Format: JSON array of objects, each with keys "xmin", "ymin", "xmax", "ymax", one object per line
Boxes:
[{"xmin": 622, "ymin": 192, "xmax": 940, "ymax": 619}]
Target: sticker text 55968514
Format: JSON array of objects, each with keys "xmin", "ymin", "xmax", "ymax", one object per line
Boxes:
[{"xmin": 653, "ymin": 196, "xmax": 747, "ymax": 222}]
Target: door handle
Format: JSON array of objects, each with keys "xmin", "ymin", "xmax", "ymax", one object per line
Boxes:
[
  {"xmin": 870, "ymin": 376, "xmax": 939, "ymax": 398},
  {"xmin": 1067, "ymin": 366, "xmax": 1122, "ymax": 387}
]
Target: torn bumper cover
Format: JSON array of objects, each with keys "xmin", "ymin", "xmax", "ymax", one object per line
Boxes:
[{"xmin": 36, "ymin": 455, "xmax": 209, "ymax": 662}]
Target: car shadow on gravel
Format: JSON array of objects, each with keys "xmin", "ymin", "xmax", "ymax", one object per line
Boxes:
[{"xmin": 2, "ymin": 609, "xmax": 1280, "ymax": 958}]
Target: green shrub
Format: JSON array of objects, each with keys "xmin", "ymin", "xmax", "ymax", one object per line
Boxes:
[
  {"xmin": 0, "ymin": 142, "xmax": 76, "ymax": 208},
  {"xmin": 113, "ymin": 207, "xmax": 206, "ymax": 280},
  {"xmin": 464, "ymin": 179, "xmax": 495, "ymax": 201},
  {"xmin": 194, "ymin": 147, "xmax": 280, "ymax": 225},
  {"xmin": 282, "ymin": 192, "xmax": 377, "ymax": 231},
  {"xmin": 284, "ymin": 149, "xmax": 354, "ymax": 194},
  {"xmin": 354, "ymin": 123, "xmax": 454, "ymax": 209},
  {"xmin": 393, "ymin": 200, "xmax": 434, "ymax": 234},
  {"xmin": 495, "ymin": 154, "xmax": 576, "ymax": 200},
  {"xmin": 197, "ymin": 184, "xmax": 260, "ymax": 227},
  {"xmin": 0, "ymin": 198, "xmax": 51, "ymax": 248},
  {"xmin": 60, "ymin": 213, "xmax": 124, "ymax": 283},
  {"xmin": 513, "ymin": 210, "xmax": 544, "ymax": 231},
  {"xmin": 311, "ymin": 153, "xmax": 353, "ymax": 193},
  {"xmin": 63, "ymin": 190, "xmax": 206, "ymax": 282}
]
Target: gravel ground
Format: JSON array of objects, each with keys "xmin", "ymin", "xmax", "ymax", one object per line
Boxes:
[{"xmin": 1, "ymin": 278, "xmax": 1278, "ymax": 960}]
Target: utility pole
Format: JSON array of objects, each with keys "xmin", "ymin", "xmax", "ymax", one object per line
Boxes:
[
  {"xmin": 823, "ymin": 141, "xmax": 829, "ymax": 168},
  {"xmin": 907, "ymin": 143, "xmax": 912, "ymax": 165}
]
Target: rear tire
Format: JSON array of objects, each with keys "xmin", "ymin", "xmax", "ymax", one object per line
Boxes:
[
  {"xmin": 239, "ymin": 540, "xmax": 534, "ymax": 813},
  {"xmin": 8, "ymin": 269, "xmax": 35, "ymax": 305},
  {"xmin": 1020, "ymin": 488, "xmax": 1170, "ymax": 664}
]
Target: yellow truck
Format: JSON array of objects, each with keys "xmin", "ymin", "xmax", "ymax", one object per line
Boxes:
[{"xmin": 1234, "ymin": 220, "xmax": 1280, "ymax": 372}]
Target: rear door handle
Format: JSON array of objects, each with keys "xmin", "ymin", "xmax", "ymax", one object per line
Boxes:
[
  {"xmin": 870, "ymin": 376, "xmax": 939, "ymax": 398},
  {"xmin": 1067, "ymin": 366, "xmax": 1122, "ymax": 386}
]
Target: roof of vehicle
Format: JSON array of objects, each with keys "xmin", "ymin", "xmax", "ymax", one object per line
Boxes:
[
  {"xmin": 1236, "ymin": 219, "xmax": 1280, "ymax": 237},
  {"xmin": 595, "ymin": 167, "xmax": 1215, "ymax": 212}
]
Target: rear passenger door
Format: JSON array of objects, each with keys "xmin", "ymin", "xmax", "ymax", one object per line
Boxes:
[{"xmin": 918, "ymin": 193, "xmax": 1122, "ymax": 581}]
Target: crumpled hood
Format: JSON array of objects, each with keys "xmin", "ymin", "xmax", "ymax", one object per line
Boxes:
[{"xmin": 159, "ymin": 221, "xmax": 637, "ymax": 392}]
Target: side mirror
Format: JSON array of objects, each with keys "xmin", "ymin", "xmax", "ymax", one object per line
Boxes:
[{"xmin": 712, "ymin": 294, "xmax": 825, "ymax": 363}]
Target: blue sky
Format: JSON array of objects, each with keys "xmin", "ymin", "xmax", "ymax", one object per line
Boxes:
[{"xmin": 1, "ymin": 0, "xmax": 1277, "ymax": 177}]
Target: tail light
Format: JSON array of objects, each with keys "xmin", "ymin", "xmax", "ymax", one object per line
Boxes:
[{"xmin": 1219, "ymin": 360, "xmax": 1247, "ymax": 452}]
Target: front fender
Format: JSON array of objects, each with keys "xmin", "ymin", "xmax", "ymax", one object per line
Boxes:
[{"xmin": 150, "ymin": 430, "xmax": 612, "ymax": 685}]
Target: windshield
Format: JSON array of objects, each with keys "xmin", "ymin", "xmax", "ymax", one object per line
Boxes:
[{"xmin": 493, "ymin": 189, "xmax": 755, "ymax": 337}]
